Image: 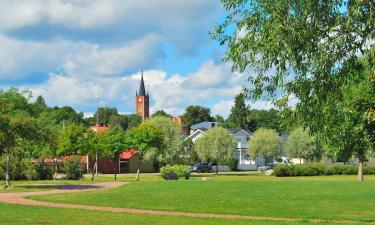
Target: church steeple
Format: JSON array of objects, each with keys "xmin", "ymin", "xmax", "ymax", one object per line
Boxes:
[
  {"xmin": 135, "ymin": 69, "xmax": 149, "ymax": 121},
  {"xmin": 138, "ymin": 70, "xmax": 146, "ymax": 96}
]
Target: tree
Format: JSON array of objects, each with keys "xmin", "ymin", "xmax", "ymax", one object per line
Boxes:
[
  {"xmin": 214, "ymin": 0, "xmax": 374, "ymax": 180},
  {"xmin": 183, "ymin": 105, "xmax": 213, "ymax": 128},
  {"xmin": 194, "ymin": 127, "xmax": 235, "ymax": 174},
  {"xmin": 127, "ymin": 114, "xmax": 142, "ymax": 130},
  {"xmin": 0, "ymin": 89, "xmax": 41, "ymax": 188},
  {"xmin": 286, "ymin": 128, "xmax": 322, "ymax": 164},
  {"xmin": 143, "ymin": 116, "xmax": 183, "ymax": 166},
  {"xmin": 316, "ymin": 55, "xmax": 375, "ymax": 180},
  {"xmin": 57, "ymin": 124, "xmax": 87, "ymax": 156},
  {"xmin": 32, "ymin": 95, "xmax": 48, "ymax": 115},
  {"xmin": 214, "ymin": 115, "xmax": 225, "ymax": 124},
  {"xmin": 152, "ymin": 110, "xmax": 170, "ymax": 118},
  {"xmin": 226, "ymin": 93, "xmax": 251, "ymax": 130},
  {"xmin": 92, "ymin": 107, "xmax": 119, "ymax": 126},
  {"xmin": 92, "ymin": 128, "xmax": 127, "ymax": 181},
  {"xmin": 124, "ymin": 124, "xmax": 164, "ymax": 181},
  {"xmin": 247, "ymin": 109, "xmax": 283, "ymax": 132},
  {"xmin": 248, "ymin": 128, "xmax": 280, "ymax": 164}
]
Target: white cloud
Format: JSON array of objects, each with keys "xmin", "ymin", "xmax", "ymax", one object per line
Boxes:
[
  {"xmin": 0, "ymin": 34, "xmax": 86, "ymax": 79},
  {"xmin": 0, "ymin": 33, "xmax": 163, "ymax": 79},
  {"xmin": 212, "ymin": 100, "xmax": 233, "ymax": 118},
  {"xmin": 24, "ymin": 60, "xmax": 246, "ymax": 117},
  {"xmin": 0, "ymin": 0, "xmax": 222, "ymax": 55},
  {"xmin": 64, "ymin": 34, "xmax": 164, "ymax": 78}
]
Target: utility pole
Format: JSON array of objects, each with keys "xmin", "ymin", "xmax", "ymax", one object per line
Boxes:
[{"xmin": 95, "ymin": 95, "xmax": 99, "ymax": 176}]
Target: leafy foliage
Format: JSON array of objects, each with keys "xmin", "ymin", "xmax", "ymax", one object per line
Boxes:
[
  {"xmin": 214, "ymin": 0, "xmax": 374, "ymax": 180},
  {"xmin": 183, "ymin": 105, "xmax": 213, "ymax": 128},
  {"xmin": 286, "ymin": 128, "xmax": 323, "ymax": 162},
  {"xmin": 248, "ymin": 128, "xmax": 280, "ymax": 163},
  {"xmin": 194, "ymin": 127, "xmax": 235, "ymax": 172},
  {"xmin": 63, "ymin": 157, "xmax": 83, "ymax": 180},
  {"xmin": 160, "ymin": 165, "xmax": 191, "ymax": 179},
  {"xmin": 143, "ymin": 116, "xmax": 183, "ymax": 166},
  {"xmin": 273, "ymin": 163, "xmax": 375, "ymax": 177}
]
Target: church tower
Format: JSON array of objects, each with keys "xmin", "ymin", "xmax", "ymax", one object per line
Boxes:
[{"xmin": 136, "ymin": 71, "xmax": 149, "ymax": 121}]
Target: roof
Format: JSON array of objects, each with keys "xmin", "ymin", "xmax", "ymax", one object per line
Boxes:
[
  {"xmin": 90, "ymin": 124, "xmax": 110, "ymax": 133},
  {"xmin": 227, "ymin": 128, "xmax": 252, "ymax": 136},
  {"xmin": 138, "ymin": 71, "xmax": 146, "ymax": 96},
  {"xmin": 184, "ymin": 129, "xmax": 206, "ymax": 141},
  {"xmin": 191, "ymin": 121, "xmax": 219, "ymax": 130},
  {"xmin": 120, "ymin": 149, "xmax": 137, "ymax": 160}
]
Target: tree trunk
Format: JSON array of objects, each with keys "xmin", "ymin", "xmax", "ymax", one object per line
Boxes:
[
  {"xmin": 91, "ymin": 161, "xmax": 97, "ymax": 182},
  {"xmin": 4, "ymin": 153, "xmax": 11, "ymax": 188},
  {"xmin": 136, "ymin": 160, "xmax": 141, "ymax": 182},
  {"xmin": 358, "ymin": 154, "xmax": 364, "ymax": 182},
  {"xmin": 53, "ymin": 157, "xmax": 58, "ymax": 180},
  {"xmin": 113, "ymin": 158, "xmax": 117, "ymax": 181}
]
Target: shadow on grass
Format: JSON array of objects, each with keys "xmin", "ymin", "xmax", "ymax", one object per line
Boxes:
[{"xmin": 16, "ymin": 184, "xmax": 100, "ymax": 190}]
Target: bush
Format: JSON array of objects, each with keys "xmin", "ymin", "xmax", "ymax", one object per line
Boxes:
[
  {"xmin": 273, "ymin": 163, "xmax": 375, "ymax": 177},
  {"xmin": 160, "ymin": 165, "xmax": 191, "ymax": 180},
  {"xmin": 0, "ymin": 156, "xmax": 27, "ymax": 180},
  {"xmin": 33, "ymin": 162, "xmax": 53, "ymax": 180},
  {"xmin": 219, "ymin": 158, "xmax": 238, "ymax": 171},
  {"xmin": 64, "ymin": 158, "xmax": 83, "ymax": 180}
]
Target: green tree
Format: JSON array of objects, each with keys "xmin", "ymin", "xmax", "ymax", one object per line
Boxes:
[
  {"xmin": 181, "ymin": 139, "xmax": 198, "ymax": 164},
  {"xmin": 194, "ymin": 127, "xmax": 235, "ymax": 174},
  {"xmin": 56, "ymin": 124, "xmax": 87, "ymax": 156},
  {"xmin": 127, "ymin": 114, "xmax": 142, "ymax": 130},
  {"xmin": 317, "ymin": 56, "xmax": 375, "ymax": 180},
  {"xmin": 90, "ymin": 128, "xmax": 127, "ymax": 181},
  {"xmin": 214, "ymin": 0, "xmax": 374, "ymax": 180},
  {"xmin": 0, "ymin": 89, "xmax": 41, "ymax": 188},
  {"xmin": 286, "ymin": 128, "xmax": 322, "ymax": 164},
  {"xmin": 226, "ymin": 93, "xmax": 251, "ymax": 130},
  {"xmin": 124, "ymin": 124, "xmax": 164, "ymax": 181},
  {"xmin": 214, "ymin": 115, "xmax": 225, "ymax": 124},
  {"xmin": 32, "ymin": 95, "xmax": 48, "ymax": 116},
  {"xmin": 248, "ymin": 128, "xmax": 280, "ymax": 164},
  {"xmin": 247, "ymin": 109, "xmax": 283, "ymax": 133},
  {"xmin": 143, "ymin": 116, "xmax": 183, "ymax": 166},
  {"xmin": 152, "ymin": 110, "xmax": 170, "ymax": 118},
  {"xmin": 92, "ymin": 107, "xmax": 119, "ymax": 126},
  {"xmin": 183, "ymin": 105, "xmax": 213, "ymax": 128}
]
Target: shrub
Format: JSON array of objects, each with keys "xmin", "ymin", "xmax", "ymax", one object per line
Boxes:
[
  {"xmin": 34, "ymin": 162, "xmax": 53, "ymax": 180},
  {"xmin": 273, "ymin": 164, "xmax": 294, "ymax": 176},
  {"xmin": 160, "ymin": 165, "xmax": 191, "ymax": 180},
  {"xmin": 274, "ymin": 163, "xmax": 375, "ymax": 177},
  {"xmin": 64, "ymin": 158, "xmax": 83, "ymax": 180},
  {"xmin": 221, "ymin": 158, "xmax": 238, "ymax": 171}
]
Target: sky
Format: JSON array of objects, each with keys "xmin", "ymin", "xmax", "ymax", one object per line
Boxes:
[{"xmin": 0, "ymin": 0, "xmax": 275, "ymax": 118}]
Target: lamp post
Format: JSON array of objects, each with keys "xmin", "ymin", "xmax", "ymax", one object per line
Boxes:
[{"xmin": 94, "ymin": 95, "xmax": 99, "ymax": 176}]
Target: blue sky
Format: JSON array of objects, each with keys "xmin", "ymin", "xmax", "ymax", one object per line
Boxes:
[{"xmin": 0, "ymin": 0, "xmax": 274, "ymax": 118}]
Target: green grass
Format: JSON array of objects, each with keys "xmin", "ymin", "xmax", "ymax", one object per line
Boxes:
[
  {"xmin": 0, "ymin": 203, "xmax": 359, "ymax": 225},
  {"xmin": 29, "ymin": 174, "xmax": 375, "ymax": 222}
]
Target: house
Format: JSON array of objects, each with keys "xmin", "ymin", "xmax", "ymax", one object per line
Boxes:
[
  {"xmin": 190, "ymin": 121, "xmax": 219, "ymax": 134},
  {"xmin": 185, "ymin": 122, "xmax": 258, "ymax": 170}
]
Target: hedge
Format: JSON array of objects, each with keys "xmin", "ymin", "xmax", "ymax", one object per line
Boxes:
[
  {"xmin": 273, "ymin": 163, "xmax": 375, "ymax": 177},
  {"xmin": 160, "ymin": 165, "xmax": 191, "ymax": 180}
]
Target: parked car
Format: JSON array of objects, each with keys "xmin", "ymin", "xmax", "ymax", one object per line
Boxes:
[{"xmin": 191, "ymin": 162, "xmax": 212, "ymax": 173}]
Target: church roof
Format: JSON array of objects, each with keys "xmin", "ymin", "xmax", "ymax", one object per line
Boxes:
[{"xmin": 138, "ymin": 71, "xmax": 146, "ymax": 96}]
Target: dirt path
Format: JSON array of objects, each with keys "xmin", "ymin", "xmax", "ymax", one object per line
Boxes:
[{"xmin": 0, "ymin": 182, "xmax": 372, "ymax": 224}]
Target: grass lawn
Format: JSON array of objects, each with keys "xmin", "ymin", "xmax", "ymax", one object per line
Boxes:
[
  {"xmin": 28, "ymin": 174, "xmax": 375, "ymax": 223},
  {"xmin": 0, "ymin": 203, "xmax": 357, "ymax": 225}
]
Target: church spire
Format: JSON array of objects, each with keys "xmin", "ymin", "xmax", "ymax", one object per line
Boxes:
[{"xmin": 138, "ymin": 69, "xmax": 146, "ymax": 96}]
